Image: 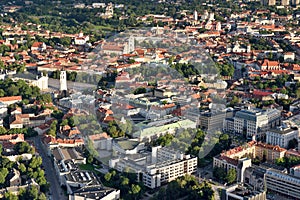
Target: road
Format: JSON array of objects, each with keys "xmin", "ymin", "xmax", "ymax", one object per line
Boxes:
[
  {"xmin": 33, "ymin": 136, "xmax": 67, "ymax": 200},
  {"xmin": 48, "ymin": 78, "xmax": 97, "ymax": 91}
]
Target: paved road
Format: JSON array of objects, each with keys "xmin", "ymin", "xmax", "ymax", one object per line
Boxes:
[
  {"xmin": 48, "ymin": 78, "xmax": 97, "ymax": 91},
  {"xmin": 33, "ymin": 136, "xmax": 67, "ymax": 200}
]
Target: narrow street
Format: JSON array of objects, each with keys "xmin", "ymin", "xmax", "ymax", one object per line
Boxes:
[{"xmin": 33, "ymin": 136, "xmax": 67, "ymax": 200}]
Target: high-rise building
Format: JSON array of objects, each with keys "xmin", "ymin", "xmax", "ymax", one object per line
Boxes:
[{"xmin": 60, "ymin": 70, "xmax": 68, "ymax": 91}]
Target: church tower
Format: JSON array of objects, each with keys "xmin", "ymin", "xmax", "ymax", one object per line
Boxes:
[
  {"xmin": 128, "ymin": 36, "xmax": 135, "ymax": 53},
  {"xmin": 60, "ymin": 70, "xmax": 67, "ymax": 91}
]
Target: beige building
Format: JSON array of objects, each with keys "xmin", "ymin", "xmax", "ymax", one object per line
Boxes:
[
  {"xmin": 213, "ymin": 141, "xmax": 287, "ymax": 182},
  {"xmin": 281, "ymin": 0, "xmax": 290, "ymax": 5}
]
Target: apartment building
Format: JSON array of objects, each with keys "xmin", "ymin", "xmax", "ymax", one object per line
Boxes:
[
  {"xmin": 143, "ymin": 155, "xmax": 197, "ymax": 189},
  {"xmin": 213, "ymin": 141, "xmax": 286, "ymax": 182}
]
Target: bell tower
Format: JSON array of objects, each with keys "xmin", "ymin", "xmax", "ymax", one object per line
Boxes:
[{"xmin": 60, "ymin": 70, "xmax": 67, "ymax": 91}]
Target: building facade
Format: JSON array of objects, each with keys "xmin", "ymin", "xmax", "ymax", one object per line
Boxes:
[
  {"xmin": 234, "ymin": 109, "xmax": 281, "ymax": 138},
  {"xmin": 266, "ymin": 125, "xmax": 299, "ymax": 149},
  {"xmin": 264, "ymin": 169, "xmax": 300, "ymax": 200}
]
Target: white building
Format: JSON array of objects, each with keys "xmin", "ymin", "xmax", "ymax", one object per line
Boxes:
[
  {"xmin": 283, "ymin": 52, "xmax": 295, "ymax": 61},
  {"xmin": 143, "ymin": 155, "xmax": 197, "ymax": 189},
  {"xmin": 291, "ymin": 165, "xmax": 300, "ymax": 178},
  {"xmin": 74, "ymin": 32, "xmax": 89, "ymax": 45},
  {"xmin": 266, "ymin": 125, "xmax": 299, "ymax": 149},
  {"xmin": 109, "ymin": 146, "xmax": 197, "ymax": 189},
  {"xmin": 12, "ymin": 73, "xmax": 48, "ymax": 90}
]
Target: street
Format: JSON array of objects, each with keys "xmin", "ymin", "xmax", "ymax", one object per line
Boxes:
[{"xmin": 33, "ymin": 136, "xmax": 67, "ymax": 200}]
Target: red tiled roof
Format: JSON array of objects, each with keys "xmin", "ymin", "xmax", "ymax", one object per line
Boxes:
[
  {"xmin": 0, "ymin": 96, "xmax": 22, "ymax": 102},
  {"xmin": 89, "ymin": 132, "xmax": 110, "ymax": 141}
]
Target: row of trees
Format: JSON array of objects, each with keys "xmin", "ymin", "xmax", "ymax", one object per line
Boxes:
[
  {"xmin": 51, "ymin": 70, "xmax": 102, "ymax": 85},
  {"xmin": 47, "ymin": 120, "xmax": 57, "ymax": 137},
  {"xmin": 275, "ymin": 156, "xmax": 300, "ymax": 171},
  {"xmin": 0, "ymin": 127, "xmax": 37, "ymax": 138}
]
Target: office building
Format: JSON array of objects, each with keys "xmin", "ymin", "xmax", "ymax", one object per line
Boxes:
[
  {"xmin": 264, "ymin": 169, "xmax": 300, "ymax": 200},
  {"xmin": 234, "ymin": 108, "xmax": 281, "ymax": 139}
]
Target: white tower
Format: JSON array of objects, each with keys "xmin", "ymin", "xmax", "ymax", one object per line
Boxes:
[
  {"xmin": 60, "ymin": 70, "xmax": 67, "ymax": 91},
  {"xmin": 128, "ymin": 36, "xmax": 135, "ymax": 53},
  {"xmin": 193, "ymin": 10, "xmax": 198, "ymax": 21},
  {"xmin": 247, "ymin": 44, "xmax": 251, "ymax": 53}
]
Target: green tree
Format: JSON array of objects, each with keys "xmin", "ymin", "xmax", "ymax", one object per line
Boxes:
[
  {"xmin": 213, "ymin": 167, "xmax": 226, "ymax": 182},
  {"xmin": 104, "ymin": 172, "xmax": 112, "ymax": 181},
  {"xmin": 3, "ymin": 191, "xmax": 18, "ymax": 200},
  {"xmin": 288, "ymin": 138, "xmax": 298, "ymax": 149},
  {"xmin": 0, "ymin": 168, "xmax": 9, "ymax": 184},
  {"xmin": 14, "ymin": 142, "xmax": 34, "ymax": 154},
  {"xmin": 38, "ymin": 193, "xmax": 47, "ymax": 200},
  {"xmin": 18, "ymin": 163, "xmax": 26, "ymax": 173},
  {"xmin": 27, "ymin": 186, "xmax": 39, "ymax": 200},
  {"xmin": 60, "ymin": 119, "xmax": 68, "ymax": 126},
  {"xmin": 29, "ymin": 156, "xmax": 43, "ymax": 169},
  {"xmin": 226, "ymin": 169, "xmax": 237, "ymax": 184}
]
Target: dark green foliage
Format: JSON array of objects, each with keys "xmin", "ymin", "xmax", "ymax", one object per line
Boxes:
[
  {"xmin": 0, "ymin": 79, "xmax": 40, "ymax": 100},
  {"xmin": 14, "ymin": 141, "xmax": 35, "ymax": 154},
  {"xmin": 133, "ymin": 87, "xmax": 146, "ymax": 95},
  {"xmin": 101, "ymin": 170, "xmax": 144, "ymax": 200},
  {"xmin": 216, "ymin": 62, "xmax": 234, "ymax": 77},
  {"xmin": 152, "ymin": 175, "xmax": 214, "ymax": 200},
  {"xmin": 275, "ymin": 156, "xmax": 300, "ymax": 171},
  {"xmin": 170, "ymin": 63, "xmax": 199, "ymax": 78},
  {"xmin": 152, "ymin": 133, "xmax": 174, "ymax": 147},
  {"xmin": 288, "ymin": 138, "xmax": 298, "ymax": 149},
  {"xmin": 106, "ymin": 120, "xmax": 132, "ymax": 138}
]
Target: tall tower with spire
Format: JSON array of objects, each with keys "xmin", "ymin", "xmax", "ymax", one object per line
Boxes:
[{"xmin": 60, "ymin": 70, "xmax": 67, "ymax": 91}]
